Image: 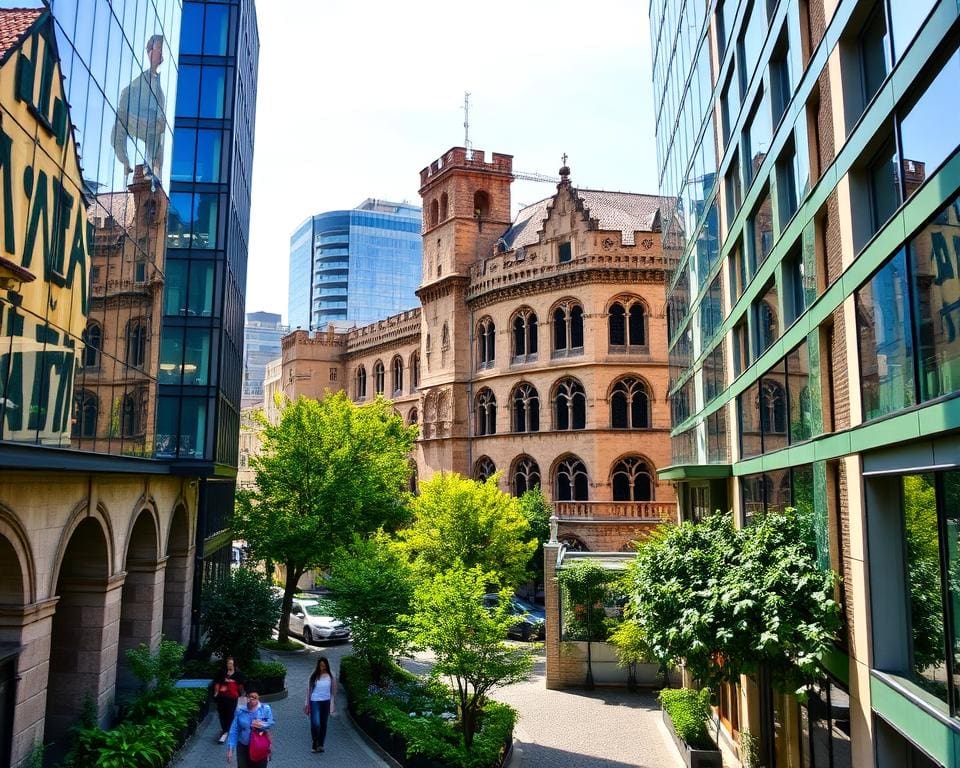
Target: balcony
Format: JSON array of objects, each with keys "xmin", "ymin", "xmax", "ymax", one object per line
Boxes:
[{"xmin": 553, "ymin": 501, "xmax": 675, "ymax": 523}]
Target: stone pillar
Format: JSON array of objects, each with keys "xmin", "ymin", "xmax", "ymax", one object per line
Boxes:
[
  {"xmin": 543, "ymin": 542, "xmax": 562, "ymax": 690},
  {"xmin": 117, "ymin": 561, "xmax": 166, "ymax": 696},
  {"xmin": 1, "ymin": 599, "xmax": 56, "ymax": 767},
  {"xmin": 162, "ymin": 546, "xmax": 194, "ymax": 646}
]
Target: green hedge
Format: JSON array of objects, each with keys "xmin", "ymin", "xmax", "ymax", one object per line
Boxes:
[
  {"xmin": 659, "ymin": 687, "xmax": 714, "ymax": 750},
  {"xmin": 340, "ymin": 655, "xmax": 515, "ymax": 768},
  {"xmin": 181, "ymin": 657, "xmax": 287, "ymax": 694}
]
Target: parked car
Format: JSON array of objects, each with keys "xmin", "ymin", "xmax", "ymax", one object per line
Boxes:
[
  {"xmin": 287, "ymin": 597, "xmax": 350, "ymax": 644},
  {"xmin": 482, "ymin": 593, "xmax": 546, "ymax": 641}
]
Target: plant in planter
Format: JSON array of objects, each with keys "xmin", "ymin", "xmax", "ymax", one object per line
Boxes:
[
  {"xmin": 608, "ymin": 618, "xmax": 654, "ymax": 691},
  {"xmin": 659, "ymin": 688, "xmax": 722, "ymax": 768}
]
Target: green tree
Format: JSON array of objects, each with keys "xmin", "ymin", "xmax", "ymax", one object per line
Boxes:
[
  {"xmin": 234, "ymin": 393, "xmax": 416, "ymax": 641},
  {"xmin": 556, "ymin": 559, "xmax": 614, "ymax": 689},
  {"xmin": 397, "ymin": 473, "xmax": 535, "ymax": 589},
  {"xmin": 325, "ymin": 533, "xmax": 414, "ymax": 682},
  {"xmin": 125, "ymin": 639, "xmax": 184, "ymax": 696},
  {"xmin": 405, "ymin": 565, "xmax": 532, "ymax": 750},
  {"xmin": 517, "ymin": 487, "xmax": 552, "ymax": 597},
  {"xmin": 608, "ymin": 616, "xmax": 654, "ymax": 690},
  {"xmin": 903, "ymin": 474, "xmax": 944, "ymax": 675},
  {"xmin": 201, "ymin": 567, "xmax": 281, "ymax": 668}
]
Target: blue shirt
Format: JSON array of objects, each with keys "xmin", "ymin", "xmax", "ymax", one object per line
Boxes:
[{"xmin": 227, "ymin": 702, "xmax": 274, "ymax": 748}]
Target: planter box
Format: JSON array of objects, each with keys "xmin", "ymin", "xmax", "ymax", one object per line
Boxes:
[
  {"xmin": 561, "ymin": 641, "xmax": 665, "ymax": 687},
  {"xmin": 662, "ymin": 710, "xmax": 722, "ymax": 768}
]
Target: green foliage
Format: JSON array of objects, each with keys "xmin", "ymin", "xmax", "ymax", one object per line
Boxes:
[
  {"xmin": 517, "ymin": 487, "xmax": 552, "ymax": 589},
  {"xmin": 740, "ymin": 729, "xmax": 762, "ymax": 768},
  {"xmin": 201, "ymin": 566, "xmax": 281, "ymax": 668},
  {"xmin": 398, "ymin": 473, "xmax": 536, "ymax": 590},
  {"xmin": 125, "ymin": 639, "xmax": 184, "ymax": 696},
  {"xmin": 557, "ymin": 560, "xmax": 615, "ymax": 641},
  {"xmin": 629, "ymin": 508, "xmax": 840, "ymax": 693},
  {"xmin": 340, "ymin": 655, "xmax": 516, "ymax": 768},
  {"xmin": 22, "ymin": 739, "xmax": 43, "ymax": 768},
  {"xmin": 404, "ymin": 565, "xmax": 533, "ymax": 749},
  {"xmin": 234, "ymin": 393, "xmax": 416, "ymax": 640},
  {"xmin": 260, "ymin": 637, "xmax": 304, "ymax": 651},
  {"xmin": 903, "ymin": 474, "xmax": 944, "ymax": 675},
  {"xmin": 180, "ymin": 657, "xmax": 286, "ymax": 683},
  {"xmin": 326, "ymin": 532, "xmax": 414, "ymax": 679},
  {"xmin": 95, "ymin": 721, "xmax": 168, "ymax": 768},
  {"xmin": 659, "ymin": 687, "xmax": 713, "ymax": 750},
  {"xmin": 608, "ymin": 619, "xmax": 653, "ymax": 668}
]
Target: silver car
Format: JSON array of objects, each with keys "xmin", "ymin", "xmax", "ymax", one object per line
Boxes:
[{"xmin": 288, "ymin": 598, "xmax": 350, "ymax": 644}]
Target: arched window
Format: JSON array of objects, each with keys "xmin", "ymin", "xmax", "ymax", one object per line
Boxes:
[
  {"xmin": 126, "ymin": 317, "xmax": 147, "ymax": 369},
  {"xmin": 512, "ymin": 382, "xmax": 540, "ymax": 433},
  {"xmin": 430, "ymin": 199, "xmax": 439, "ymax": 227},
  {"xmin": 611, "ymin": 456, "xmax": 654, "ymax": 501},
  {"xmin": 355, "ymin": 366, "xmax": 367, "ymax": 399},
  {"xmin": 608, "ymin": 299, "xmax": 647, "ymax": 348},
  {"xmin": 559, "ymin": 535, "xmax": 588, "ymax": 552},
  {"xmin": 410, "ymin": 351, "xmax": 420, "ymax": 391},
  {"xmin": 552, "ymin": 301, "xmax": 584, "ymax": 356},
  {"xmin": 408, "ymin": 407, "xmax": 418, "ymax": 425},
  {"xmin": 475, "ymin": 388, "xmax": 497, "ymax": 436},
  {"xmin": 511, "ymin": 309, "xmax": 538, "ymax": 362},
  {"xmin": 439, "ymin": 192, "xmax": 448, "ymax": 221},
  {"xmin": 374, "ymin": 361, "xmax": 385, "ymax": 395},
  {"xmin": 72, "ymin": 390, "xmax": 98, "ymax": 438},
  {"xmin": 610, "ymin": 377, "xmax": 651, "ymax": 429},
  {"xmin": 554, "ymin": 378, "xmax": 586, "ymax": 430},
  {"xmin": 477, "ymin": 317, "xmax": 496, "ymax": 368},
  {"xmin": 760, "ymin": 380, "xmax": 787, "ymax": 434},
  {"xmin": 475, "ymin": 456, "xmax": 496, "ymax": 482},
  {"xmin": 758, "ymin": 301, "xmax": 778, "ymax": 353},
  {"xmin": 474, "ymin": 190, "xmax": 490, "ymax": 219},
  {"xmin": 513, "ymin": 456, "xmax": 541, "ymax": 496},
  {"xmin": 392, "ymin": 356, "xmax": 404, "ymax": 395},
  {"xmin": 82, "ymin": 322, "xmax": 102, "ymax": 368},
  {"xmin": 555, "ymin": 456, "xmax": 588, "ymax": 501},
  {"xmin": 120, "ymin": 390, "xmax": 145, "ymax": 437}
]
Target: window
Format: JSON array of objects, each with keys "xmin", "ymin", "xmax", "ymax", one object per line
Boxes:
[
  {"xmin": 784, "ymin": 246, "xmax": 807, "ymax": 326},
  {"xmin": 512, "ymin": 309, "xmax": 538, "ymax": 362},
  {"xmin": 474, "ymin": 456, "xmax": 496, "ymax": 483},
  {"xmin": 407, "ymin": 408, "xmax": 418, "ymax": 425},
  {"xmin": 608, "ymin": 299, "xmax": 647, "ymax": 349},
  {"xmin": 611, "ymin": 456, "xmax": 654, "ymax": 501},
  {"xmin": 513, "ymin": 456, "xmax": 541, "ymax": 496},
  {"xmin": 120, "ymin": 390, "xmax": 145, "ymax": 438},
  {"xmin": 72, "ymin": 391, "xmax": 97, "ymax": 438},
  {"xmin": 739, "ymin": 465, "xmax": 813, "ymax": 525},
  {"xmin": 555, "ymin": 456, "xmax": 588, "ymax": 501},
  {"xmin": 610, "ymin": 377, "xmax": 651, "ymax": 429},
  {"xmin": 355, "ymin": 366, "xmax": 367, "ymax": 399},
  {"xmin": 477, "ymin": 317, "xmax": 496, "ymax": 368},
  {"xmin": 512, "ymin": 383, "xmax": 540, "ymax": 433},
  {"xmin": 392, "ymin": 356, "xmax": 403, "ymax": 395},
  {"xmin": 439, "ymin": 193, "xmax": 448, "ymax": 221},
  {"xmin": 410, "ymin": 351, "xmax": 420, "ymax": 392},
  {"xmin": 744, "ymin": 93, "xmax": 772, "ymax": 188},
  {"xmin": 554, "ymin": 378, "xmax": 586, "ymax": 430},
  {"xmin": 126, "ymin": 318, "xmax": 147, "ymax": 369},
  {"xmin": 704, "ymin": 344, "xmax": 727, "ymax": 404},
  {"xmin": 776, "ymin": 139, "xmax": 800, "ymax": 226},
  {"xmin": 552, "ymin": 301, "xmax": 584, "ymax": 356},
  {"xmin": 474, "ymin": 191, "xmax": 490, "ymax": 219},
  {"xmin": 726, "ymin": 151, "xmax": 743, "ymax": 223},
  {"xmin": 82, "ymin": 323, "xmax": 102, "ymax": 368},
  {"xmin": 859, "ymin": 4, "xmax": 889, "ymax": 108},
  {"xmin": 753, "ymin": 280, "xmax": 779, "ymax": 356},
  {"xmin": 430, "ymin": 199, "xmax": 439, "ymax": 227},
  {"xmin": 769, "ymin": 27, "xmax": 794, "ymax": 123},
  {"xmin": 475, "ymin": 388, "xmax": 497, "ymax": 436},
  {"xmin": 760, "ymin": 374, "xmax": 788, "ymax": 452},
  {"xmin": 700, "ymin": 277, "xmax": 724, "ymax": 347},
  {"xmin": 866, "ymin": 136, "xmax": 900, "ymax": 241},
  {"xmin": 374, "ymin": 361, "xmax": 385, "ymax": 395},
  {"xmin": 749, "ymin": 187, "xmax": 774, "ymax": 269},
  {"xmin": 558, "ymin": 241, "xmax": 572, "ymax": 263}
]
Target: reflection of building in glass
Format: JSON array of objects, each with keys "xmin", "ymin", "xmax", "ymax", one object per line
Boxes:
[
  {"xmin": 288, "ymin": 199, "xmax": 422, "ymax": 330},
  {"xmin": 654, "ymin": 0, "xmax": 960, "ymax": 763},
  {"xmin": 241, "ymin": 311, "xmax": 288, "ymax": 409}
]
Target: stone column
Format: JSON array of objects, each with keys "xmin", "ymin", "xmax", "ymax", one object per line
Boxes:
[
  {"xmin": 117, "ymin": 560, "xmax": 166, "ymax": 695},
  {"xmin": 162, "ymin": 546, "xmax": 194, "ymax": 645},
  {"xmin": 543, "ymin": 542, "xmax": 562, "ymax": 690}
]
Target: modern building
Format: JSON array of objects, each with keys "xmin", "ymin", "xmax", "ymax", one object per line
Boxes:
[
  {"xmin": 271, "ymin": 146, "xmax": 679, "ymax": 687},
  {"xmin": 288, "ymin": 198, "xmax": 422, "ymax": 330},
  {"xmin": 241, "ymin": 311, "xmax": 287, "ymax": 409},
  {"xmin": 652, "ymin": 0, "xmax": 960, "ymax": 765}
]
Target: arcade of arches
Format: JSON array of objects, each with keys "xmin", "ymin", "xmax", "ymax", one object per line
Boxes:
[{"xmin": 0, "ymin": 474, "xmax": 196, "ymax": 764}]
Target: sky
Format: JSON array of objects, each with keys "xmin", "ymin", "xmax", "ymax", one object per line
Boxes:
[{"xmin": 243, "ymin": 1, "xmax": 658, "ymax": 321}]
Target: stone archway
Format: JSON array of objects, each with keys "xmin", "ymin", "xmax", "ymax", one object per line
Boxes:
[
  {"xmin": 162, "ymin": 505, "xmax": 194, "ymax": 645},
  {"xmin": 0, "ymin": 533, "xmax": 25, "ymax": 768},
  {"xmin": 116, "ymin": 509, "xmax": 162, "ymax": 698},
  {"xmin": 45, "ymin": 517, "xmax": 115, "ymax": 756}
]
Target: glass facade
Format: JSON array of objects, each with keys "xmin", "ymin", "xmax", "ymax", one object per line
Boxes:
[
  {"xmin": 241, "ymin": 310, "xmax": 287, "ymax": 408},
  {"xmin": 288, "ymin": 199, "xmax": 422, "ymax": 330}
]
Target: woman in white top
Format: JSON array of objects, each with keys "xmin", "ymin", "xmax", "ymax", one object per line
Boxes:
[{"xmin": 303, "ymin": 656, "xmax": 336, "ymax": 753}]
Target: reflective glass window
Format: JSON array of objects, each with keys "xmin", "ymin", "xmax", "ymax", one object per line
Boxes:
[
  {"xmin": 203, "ymin": 4, "xmax": 230, "ymax": 55},
  {"xmin": 172, "ymin": 127, "xmax": 196, "ymax": 181},
  {"xmin": 159, "ymin": 327, "xmax": 184, "ymax": 384},
  {"xmin": 744, "ymin": 93, "xmax": 772, "ymax": 187},
  {"xmin": 176, "ymin": 63, "xmax": 200, "ymax": 117},
  {"xmin": 889, "ymin": 0, "xmax": 937, "ymax": 60},
  {"xmin": 183, "ymin": 328, "xmax": 211, "ymax": 385},
  {"xmin": 178, "ymin": 397, "xmax": 207, "ymax": 457},
  {"xmin": 188, "ymin": 261, "xmax": 215, "ymax": 316},
  {"xmin": 199, "ymin": 65, "xmax": 226, "ymax": 118},
  {"xmin": 195, "ymin": 129, "xmax": 222, "ymax": 182},
  {"xmin": 180, "ymin": 3, "xmax": 204, "ymax": 54}
]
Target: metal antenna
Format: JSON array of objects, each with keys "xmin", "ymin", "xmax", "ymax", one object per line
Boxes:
[{"xmin": 463, "ymin": 91, "xmax": 472, "ymax": 159}]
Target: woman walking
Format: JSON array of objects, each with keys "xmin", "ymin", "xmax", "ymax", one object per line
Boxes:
[
  {"xmin": 226, "ymin": 685, "xmax": 274, "ymax": 767},
  {"xmin": 213, "ymin": 656, "xmax": 246, "ymax": 743},
  {"xmin": 304, "ymin": 656, "xmax": 336, "ymax": 753}
]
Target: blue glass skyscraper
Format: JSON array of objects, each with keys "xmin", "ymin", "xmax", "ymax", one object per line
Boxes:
[{"xmin": 288, "ymin": 198, "xmax": 422, "ymax": 330}]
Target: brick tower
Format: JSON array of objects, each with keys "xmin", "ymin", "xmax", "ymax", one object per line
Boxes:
[{"xmin": 415, "ymin": 147, "xmax": 513, "ymax": 477}]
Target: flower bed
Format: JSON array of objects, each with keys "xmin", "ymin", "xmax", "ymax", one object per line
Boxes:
[{"xmin": 340, "ymin": 655, "xmax": 514, "ymax": 768}]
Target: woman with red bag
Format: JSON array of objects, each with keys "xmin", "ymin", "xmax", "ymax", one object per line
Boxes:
[
  {"xmin": 213, "ymin": 657, "xmax": 246, "ymax": 743},
  {"xmin": 226, "ymin": 685, "xmax": 274, "ymax": 768}
]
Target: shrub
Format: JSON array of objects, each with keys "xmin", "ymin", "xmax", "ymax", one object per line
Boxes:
[
  {"xmin": 659, "ymin": 687, "xmax": 713, "ymax": 750},
  {"xmin": 201, "ymin": 566, "xmax": 281, "ymax": 668},
  {"xmin": 125, "ymin": 639, "xmax": 185, "ymax": 695}
]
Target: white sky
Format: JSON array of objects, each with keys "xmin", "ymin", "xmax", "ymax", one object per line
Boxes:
[{"xmin": 246, "ymin": 0, "xmax": 658, "ymax": 323}]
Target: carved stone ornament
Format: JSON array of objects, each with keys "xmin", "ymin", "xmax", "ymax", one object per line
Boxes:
[
  {"xmin": 601, "ymin": 237, "xmax": 616, "ymax": 251},
  {"xmin": 641, "ymin": 238, "xmax": 654, "ymax": 250}
]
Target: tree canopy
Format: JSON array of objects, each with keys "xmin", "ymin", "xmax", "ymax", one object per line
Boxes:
[{"xmin": 397, "ymin": 473, "xmax": 536, "ymax": 589}]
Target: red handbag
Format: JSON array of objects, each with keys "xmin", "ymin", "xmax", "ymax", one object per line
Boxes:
[{"xmin": 249, "ymin": 728, "xmax": 272, "ymax": 762}]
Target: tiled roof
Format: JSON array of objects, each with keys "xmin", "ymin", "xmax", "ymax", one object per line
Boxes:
[
  {"xmin": 90, "ymin": 191, "xmax": 137, "ymax": 230},
  {"xmin": 0, "ymin": 8, "xmax": 42, "ymax": 64},
  {"xmin": 501, "ymin": 188, "xmax": 671, "ymax": 250}
]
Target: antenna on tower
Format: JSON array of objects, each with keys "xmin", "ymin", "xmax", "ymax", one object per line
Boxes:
[{"xmin": 463, "ymin": 91, "xmax": 472, "ymax": 159}]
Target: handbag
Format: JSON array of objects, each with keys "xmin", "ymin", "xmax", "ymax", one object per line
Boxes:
[{"xmin": 249, "ymin": 727, "xmax": 272, "ymax": 762}]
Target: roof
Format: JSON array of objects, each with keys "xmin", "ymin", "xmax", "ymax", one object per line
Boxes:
[
  {"xmin": 0, "ymin": 8, "xmax": 42, "ymax": 64},
  {"xmin": 501, "ymin": 187, "xmax": 671, "ymax": 250}
]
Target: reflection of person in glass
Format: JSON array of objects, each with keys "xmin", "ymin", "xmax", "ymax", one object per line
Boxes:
[{"xmin": 112, "ymin": 34, "xmax": 166, "ymax": 184}]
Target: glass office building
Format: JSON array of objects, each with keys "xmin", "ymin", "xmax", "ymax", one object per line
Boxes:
[
  {"xmin": 288, "ymin": 198, "xmax": 422, "ymax": 330},
  {"xmin": 653, "ymin": 0, "xmax": 960, "ymax": 764},
  {"xmin": 241, "ymin": 310, "xmax": 287, "ymax": 408}
]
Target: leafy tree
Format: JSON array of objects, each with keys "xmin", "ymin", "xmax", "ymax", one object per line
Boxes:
[
  {"xmin": 608, "ymin": 618, "xmax": 654, "ymax": 690},
  {"xmin": 125, "ymin": 640, "xmax": 184, "ymax": 696},
  {"xmin": 404, "ymin": 565, "xmax": 532, "ymax": 750},
  {"xmin": 903, "ymin": 474, "xmax": 944, "ymax": 675},
  {"xmin": 234, "ymin": 393, "xmax": 416, "ymax": 641},
  {"xmin": 325, "ymin": 533, "xmax": 414, "ymax": 682},
  {"xmin": 397, "ymin": 473, "xmax": 535, "ymax": 590},
  {"xmin": 556, "ymin": 559, "xmax": 615, "ymax": 688},
  {"xmin": 517, "ymin": 487, "xmax": 552, "ymax": 597},
  {"xmin": 201, "ymin": 567, "xmax": 281, "ymax": 668}
]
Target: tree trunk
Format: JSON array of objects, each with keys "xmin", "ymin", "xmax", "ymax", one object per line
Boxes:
[{"xmin": 277, "ymin": 565, "xmax": 302, "ymax": 643}]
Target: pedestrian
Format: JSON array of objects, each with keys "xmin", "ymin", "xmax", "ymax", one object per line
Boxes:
[
  {"xmin": 304, "ymin": 656, "xmax": 337, "ymax": 753},
  {"xmin": 226, "ymin": 684, "xmax": 274, "ymax": 767},
  {"xmin": 213, "ymin": 656, "xmax": 246, "ymax": 743}
]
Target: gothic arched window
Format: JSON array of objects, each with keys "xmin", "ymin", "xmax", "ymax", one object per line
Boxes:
[
  {"xmin": 511, "ymin": 308, "xmax": 538, "ymax": 362},
  {"xmin": 760, "ymin": 380, "xmax": 787, "ymax": 434},
  {"xmin": 610, "ymin": 377, "xmax": 651, "ymax": 429},
  {"xmin": 611, "ymin": 456, "xmax": 654, "ymax": 501},
  {"xmin": 554, "ymin": 378, "xmax": 586, "ymax": 430},
  {"xmin": 608, "ymin": 299, "xmax": 647, "ymax": 348},
  {"xmin": 410, "ymin": 351, "xmax": 420, "ymax": 391},
  {"xmin": 474, "ymin": 456, "xmax": 496, "ymax": 482},
  {"xmin": 552, "ymin": 301, "xmax": 584, "ymax": 356},
  {"xmin": 512, "ymin": 456, "xmax": 541, "ymax": 496},
  {"xmin": 555, "ymin": 456, "xmax": 588, "ymax": 501},
  {"xmin": 475, "ymin": 388, "xmax": 497, "ymax": 436},
  {"xmin": 82, "ymin": 322, "xmax": 102, "ymax": 368},
  {"xmin": 72, "ymin": 390, "xmax": 98, "ymax": 438},
  {"xmin": 126, "ymin": 317, "xmax": 147, "ymax": 369},
  {"xmin": 512, "ymin": 382, "xmax": 540, "ymax": 433},
  {"xmin": 355, "ymin": 366, "xmax": 367, "ymax": 399},
  {"xmin": 374, "ymin": 361, "xmax": 385, "ymax": 395},
  {"xmin": 477, "ymin": 317, "xmax": 496, "ymax": 368},
  {"xmin": 392, "ymin": 356, "xmax": 404, "ymax": 395}
]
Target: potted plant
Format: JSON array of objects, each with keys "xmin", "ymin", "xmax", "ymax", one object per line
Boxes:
[{"xmin": 659, "ymin": 688, "xmax": 722, "ymax": 768}]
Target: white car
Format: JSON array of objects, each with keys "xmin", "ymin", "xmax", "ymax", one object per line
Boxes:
[{"xmin": 288, "ymin": 598, "xmax": 350, "ymax": 644}]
